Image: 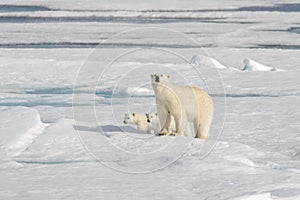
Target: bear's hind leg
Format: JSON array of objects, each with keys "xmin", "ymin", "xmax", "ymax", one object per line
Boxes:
[
  {"xmin": 174, "ymin": 112, "xmax": 187, "ymax": 136},
  {"xmin": 195, "ymin": 116, "xmax": 212, "ymax": 139}
]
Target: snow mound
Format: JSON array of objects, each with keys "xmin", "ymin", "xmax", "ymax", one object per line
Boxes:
[
  {"xmin": 190, "ymin": 54, "xmax": 237, "ymax": 70},
  {"xmin": 15, "ymin": 118, "xmax": 93, "ymax": 163},
  {"xmin": 0, "ymin": 107, "xmax": 44, "ymax": 156},
  {"xmin": 242, "ymin": 59, "xmax": 280, "ymax": 71}
]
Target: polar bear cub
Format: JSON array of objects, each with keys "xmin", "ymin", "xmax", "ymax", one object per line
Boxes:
[
  {"xmin": 146, "ymin": 112, "xmax": 176, "ymax": 135},
  {"xmin": 151, "ymin": 73, "xmax": 214, "ymax": 139},
  {"xmin": 123, "ymin": 113, "xmax": 158, "ymax": 134},
  {"xmin": 145, "ymin": 113, "xmax": 160, "ymax": 132}
]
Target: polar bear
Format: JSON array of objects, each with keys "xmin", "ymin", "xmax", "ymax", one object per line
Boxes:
[
  {"xmin": 146, "ymin": 112, "xmax": 176, "ymax": 134},
  {"xmin": 123, "ymin": 113, "xmax": 158, "ymax": 134},
  {"xmin": 145, "ymin": 113, "xmax": 161, "ymax": 133},
  {"xmin": 151, "ymin": 73, "xmax": 214, "ymax": 139}
]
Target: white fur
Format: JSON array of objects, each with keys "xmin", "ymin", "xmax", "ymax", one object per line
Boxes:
[
  {"xmin": 151, "ymin": 73, "xmax": 214, "ymax": 139},
  {"xmin": 146, "ymin": 112, "xmax": 176, "ymax": 134},
  {"xmin": 123, "ymin": 113, "xmax": 157, "ymax": 134}
]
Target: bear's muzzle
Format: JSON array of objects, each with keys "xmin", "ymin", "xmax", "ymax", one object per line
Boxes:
[{"xmin": 155, "ymin": 76, "xmax": 159, "ymax": 82}]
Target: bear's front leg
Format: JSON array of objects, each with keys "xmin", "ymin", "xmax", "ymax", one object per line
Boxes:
[
  {"xmin": 173, "ymin": 111, "xmax": 187, "ymax": 136},
  {"xmin": 159, "ymin": 111, "xmax": 171, "ymax": 136}
]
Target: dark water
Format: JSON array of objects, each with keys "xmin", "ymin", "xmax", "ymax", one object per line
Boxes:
[
  {"xmin": 0, "ymin": 3, "xmax": 298, "ymax": 50},
  {"xmin": 0, "ymin": 42, "xmax": 213, "ymax": 49},
  {"xmin": 0, "ymin": 5, "xmax": 50, "ymax": 12},
  {"xmin": 287, "ymin": 27, "xmax": 300, "ymax": 34},
  {"xmin": 0, "ymin": 16, "xmax": 225, "ymax": 24},
  {"xmin": 250, "ymin": 44, "xmax": 300, "ymax": 50},
  {"xmin": 235, "ymin": 3, "xmax": 300, "ymax": 12},
  {"xmin": 1, "ymin": 3, "xmax": 299, "ymax": 13},
  {"xmin": 0, "ymin": 3, "xmax": 299, "ymax": 24}
]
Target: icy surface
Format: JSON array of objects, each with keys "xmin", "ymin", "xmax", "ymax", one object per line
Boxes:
[
  {"xmin": 242, "ymin": 59, "xmax": 278, "ymax": 71},
  {"xmin": 0, "ymin": 0, "xmax": 300, "ymax": 199}
]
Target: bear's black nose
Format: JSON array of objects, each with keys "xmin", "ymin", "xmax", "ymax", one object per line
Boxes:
[
  {"xmin": 147, "ymin": 119, "xmax": 150, "ymax": 123},
  {"xmin": 123, "ymin": 121, "xmax": 126, "ymax": 124},
  {"xmin": 155, "ymin": 76, "xmax": 159, "ymax": 82}
]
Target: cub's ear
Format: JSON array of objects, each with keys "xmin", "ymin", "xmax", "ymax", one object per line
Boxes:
[
  {"xmin": 132, "ymin": 113, "xmax": 135, "ymax": 117},
  {"xmin": 167, "ymin": 75, "xmax": 170, "ymax": 79},
  {"xmin": 155, "ymin": 113, "xmax": 158, "ymax": 116}
]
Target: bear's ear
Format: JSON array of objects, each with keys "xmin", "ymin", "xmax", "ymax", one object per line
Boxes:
[
  {"xmin": 151, "ymin": 74, "xmax": 154, "ymax": 78},
  {"xmin": 155, "ymin": 113, "xmax": 158, "ymax": 116},
  {"xmin": 167, "ymin": 75, "xmax": 170, "ymax": 79},
  {"xmin": 133, "ymin": 113, "xmax": 135, "ymax": 117}
]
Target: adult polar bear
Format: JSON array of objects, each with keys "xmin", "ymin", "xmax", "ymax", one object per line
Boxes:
[{"xmin": 151, "ymin": 73, "xmax": 213, "ymax": 139}]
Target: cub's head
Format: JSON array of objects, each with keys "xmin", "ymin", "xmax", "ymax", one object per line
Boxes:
[
  {"xmin": 145, "ymin": 112, "xmax": 158, "ymax": 123},
  {"xmin": 123, "ymin": 113, "xmax": 136, "ymax": 124},
  {"xmin": 151, "ymin": 73, "xmax": 170, "ymax": 85}
]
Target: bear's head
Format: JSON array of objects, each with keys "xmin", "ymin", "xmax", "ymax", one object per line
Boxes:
[
  {"xmin": 123, "ymin": 113, "xmax": 136, "ymax": 124},
  {"xmin": 145, "ymin": 112, "xmax": 158, "ymax": 123},
  {"xmin": 151, "ymin": 73, "xmax": 170, "ymax": 85}
]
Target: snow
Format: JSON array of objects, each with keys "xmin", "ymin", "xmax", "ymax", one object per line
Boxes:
[
  {"xmin": 232, "ymin": 193, "xmax": 273, "ymax": 200},
  {"xmin": 0, "ymin": 107, "xmax": 44, "ymax": 156},
  {"xmin": 242, "ymin": 59, "xmax": 278, "ymax": 71},
  {"xmin": 0, "ymin": 0, "xmax": 300, "ymax": 199},
  {"xmin": 191, "ymin": 54, "xmax": 228, "ymax": 69}
]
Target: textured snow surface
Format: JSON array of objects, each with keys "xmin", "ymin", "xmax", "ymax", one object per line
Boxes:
[{"xmin": 0, "ymin": 0, "xmax": 300, "ymax": 199}]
